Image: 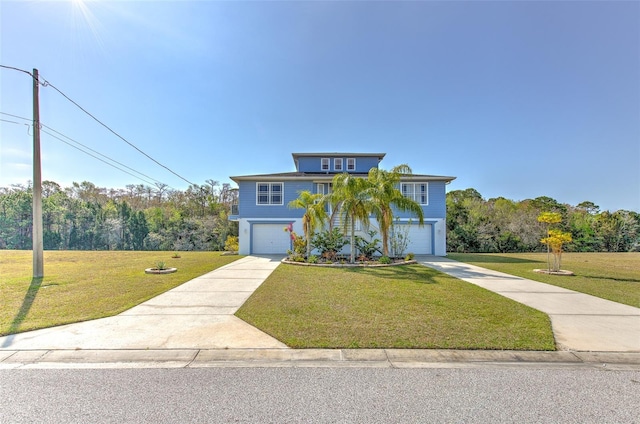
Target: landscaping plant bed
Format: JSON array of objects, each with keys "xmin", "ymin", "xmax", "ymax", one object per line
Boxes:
[
  {"xmin": 144, "ymin": 267, "xmax": 178, "ymax": 274},
  {"xmin": 282, "ymin": 258, "xmax": 417, "ymax": 267}
]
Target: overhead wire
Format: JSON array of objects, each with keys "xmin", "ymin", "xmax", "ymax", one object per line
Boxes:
[
  {"xmin": 38, "ymin": 73, "xmax": 199, "ymax": 187},
  {"xmin": 41, "ymin": 128, "xmax": 158, "ymax": 186},
  {"xmin": 1, "ymin": 65, "xmax": 198, "ymax": 187},
  {"xmin": 0, "ymin": 111, "xmax": 173, "ymax": 189}
]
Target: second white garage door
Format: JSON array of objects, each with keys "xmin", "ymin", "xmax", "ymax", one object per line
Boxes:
[
  {"xmin": 252, "ymin": 224, "xmax": 291, "ymax": 254},
  {"xmin": 394, "ymin": 224, "xmax": 432, "ymax": 255}
]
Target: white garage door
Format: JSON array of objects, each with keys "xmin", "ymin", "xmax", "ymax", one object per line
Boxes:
[
  {"xmin": 396, "ymin": 224, "xmax": 432, "ymax": 255},
  {"xmin": 252, "ymin": 224, "xmax": 291, "ymax": 254}
]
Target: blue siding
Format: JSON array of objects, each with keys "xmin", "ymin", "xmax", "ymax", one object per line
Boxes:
[
  {"xmin": 296, "ymin": 156, "xmax": 380, "ymax": 173},
  {"xmin": 237, "ymin": 180, "xmax": 315, "ymax": 219},
  {"xmin": 394, "ymin": 181, "xmax": 447, "ymax": 219},
  {"xmin": 238, "ymin": 177, "xmax": 447, "ymax": 220}
]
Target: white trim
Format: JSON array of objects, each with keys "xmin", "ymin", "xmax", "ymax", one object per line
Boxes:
[
  {"xmin": 256, "ymin": 182, "xmax": 284, "ymax": 205},
  {"xmin": 321, "ymin": 158, "xmax": 330, "ymax": 171},
  {"xmin": 401, "ymin": 182, "xmax": 429, "ymax": 205},
  {"xmin": 346, "ymin": 157, "xmax": 356, "ymax": 171}
]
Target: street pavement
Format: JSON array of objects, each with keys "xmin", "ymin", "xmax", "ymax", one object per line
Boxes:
[{"xmin": 1, "ymin": 255, "xmax": 639, "ymax": 369}]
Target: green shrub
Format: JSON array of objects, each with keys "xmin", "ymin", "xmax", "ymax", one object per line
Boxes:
[
  {"xmin": 224, "ymin": 235, "xmax": 239, "ymax": 252},
  {"xmin": 354, "ymin": 230, "xmax": 381, "ymax": 259},
  {"xmin": 378, "ymin": 256, "xmax": 392, "ymax": 264},
  {"xmin": 405, "ymin": 252, "xmax": 415, "ymax": 261},
  {"xmin": 308, "ymin": 255, "xmax": 319, "ymax": 264},
  {"xmin": 312, "ymin": 228, "xmax": 349, "ymax": 260},
  {"xmin": 156, "ymin": 261, "xmax": 166, "ymax": 270}
]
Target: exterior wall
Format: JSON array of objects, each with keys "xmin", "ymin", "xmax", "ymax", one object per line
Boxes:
[
  {"xmin": 236, "ymin": 180, "xmax": 313, "ymax": 219},
  {"xmin": 233, "ymin": 154, "xmax": 451, "ymax": 256},
  {"xmin": 393, "ymin": 180, "xmax": 447, "ymax": 219},
  {"xmin": 296, "ymin": 156, "xmax": 380, "ymax": 173},
  {"xmin": 391, "ymin": 218, "xmax": 447, "ymax": 256},
  {"xmin": 237, "ymin": 218, "xmax": 304, "ymax": 255},
  {"xmin": 238, "ymin": 217, "xmax": 447, "ymax": 256}
]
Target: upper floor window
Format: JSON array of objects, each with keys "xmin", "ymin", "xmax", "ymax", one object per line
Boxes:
[
  {"xmin": 321, "ymin": 158, "xmax": 330, "ymax": 171},
  {"xmin": 346, "ymin": 158, "xmax": 356, "ymax": 171},
  {"xmin": 334, "ymin": 158, "xmax": 343, "ymax": 171},
  {"xmin": 401, "ymin": 183, "xmax": 428, "ymax": 205},
  {"xmin": 257, "ymin": 182, "xmax": 283, "ymax": 205}
]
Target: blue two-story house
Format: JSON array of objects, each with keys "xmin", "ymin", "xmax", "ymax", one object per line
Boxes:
[{"xmin": 229, "ymin": 152, "xmax": 455, "ymax": 256}]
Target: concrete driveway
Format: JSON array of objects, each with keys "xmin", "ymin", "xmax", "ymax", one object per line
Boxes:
[
  {"xmin": 418, "ymin": 256, "xmax": 640, "ymax": 352},
  {"xmin": 0, "ymin": 255, "xmax": 288, "ymax": 351}
]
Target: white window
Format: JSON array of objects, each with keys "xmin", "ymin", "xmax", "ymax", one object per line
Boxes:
[
  {"xmin": 316, "ymin": 183, "xmax": 329, "ymax": 195},
  {"xmin": 321, "ymin": 158, "xmax": 330, "ymax": 171},
  {"xmin": 347, "ymin": 158, "xmax": 356, "ymax": 171},
  {"xmin": 256, "ymin": 182, "xmax": 283, "ymax": 205},
  {"xmin": 401, "ymin": 183, "xmax": 428, "ymax": 205},
  {"xmin": 334, "ymin": 158, "xmax": 343, "ymax": 171}
]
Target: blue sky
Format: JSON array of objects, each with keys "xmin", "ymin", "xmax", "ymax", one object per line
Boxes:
[{"xmin": 1, "ymin": 0, "xmax": 638, "ymax": 212}]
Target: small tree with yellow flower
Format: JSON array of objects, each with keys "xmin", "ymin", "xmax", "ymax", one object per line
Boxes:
[{"xmin": 537, "ymin": 212, "xmax": 572, "ymax": 272}]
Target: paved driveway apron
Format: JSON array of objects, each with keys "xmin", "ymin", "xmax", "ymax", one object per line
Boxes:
[
  {"xmin": 418, "ymin": 256, "xmax": 640, "ymax": 352},
  {"xmin": 0, "ymin": 256, "xmax": 287, "ymax": 350}
]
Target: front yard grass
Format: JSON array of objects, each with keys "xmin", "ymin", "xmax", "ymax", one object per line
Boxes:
[
  {"xmin": 235, "ymin": 264, "xmax": 555, "ymax": 350},
  {"xmin": 0, "ymin": 250, "xmax": 241, "ymax": 336},
  {"xmin": 448, "ymin": 252, "xmax": 640, "ymax": 308}
]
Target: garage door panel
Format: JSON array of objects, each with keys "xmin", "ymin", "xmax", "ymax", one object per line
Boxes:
[
  {"xmin": 396, "ymin": 224, "xmax": 432, "ymax": 255},
  {"xmin": 252, "ymin": 224, "xmax": 291, "ymax": 254}
]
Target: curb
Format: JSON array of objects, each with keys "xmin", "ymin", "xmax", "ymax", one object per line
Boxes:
[{"xmin": 2, "ymin": 349, "xmax": 639, "ymax": 370}]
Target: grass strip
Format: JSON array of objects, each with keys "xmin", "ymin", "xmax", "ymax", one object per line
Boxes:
[
  {"xmin": 448, "ymin": 252, "xmax": 640, "ymax": 308},
  {"xmin": 0, "ymin": 250, "xmax": 241, "ymax": 336},
  {"xmin": 236, "ymin": 264, "xmax": 555, "ymax": 350}
]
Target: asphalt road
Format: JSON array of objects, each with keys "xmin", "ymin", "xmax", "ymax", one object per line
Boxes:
[{"xmin": 2, "ymin": 367, "xmax": 639, "ymax": 423}]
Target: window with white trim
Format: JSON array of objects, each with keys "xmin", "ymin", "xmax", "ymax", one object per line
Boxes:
[
  {"xmin": 401, "ymin": 183, "xmax": 428, "ymax": 205},
  {"xmin": 321, "ymin": 158, "xmax": 330, "ymax": 171},
  {"xmin": 256, "ymin": 182, "xmax": 283, "ymax": 205},
  {"xmin": 334, "ymin": 158, "xmax": 343, "ymax": 171},
  {"xmin": 346, "ymin": 158, "xmax": 356, "ymax": 171}
]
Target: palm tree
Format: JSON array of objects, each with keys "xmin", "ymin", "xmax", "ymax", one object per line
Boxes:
[
  {"xmin": 287, "ymin": 190, "xmax": 327, "ymax": 259},
  {"xmin": 367, "ymin": 165, "xmax": 424, "ymax": 257},
  {"xmin": 328, "ymin": 173, "xmax": 373, "ymax": 263}
]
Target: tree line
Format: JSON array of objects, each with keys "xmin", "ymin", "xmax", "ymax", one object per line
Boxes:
[
  {"xmin": 446, "ymin": 188, "xmax": 639, "ymax": 253},
  {"xmin": 1, "ymin": 181, "xmax": 637, "ymax": 253},
  {"xmin": 0, "ymin": 180, "xmax": 238, "ymax": 251}
]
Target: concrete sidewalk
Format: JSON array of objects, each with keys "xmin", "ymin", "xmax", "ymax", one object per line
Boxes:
[
  {"xmin": 2, "ymin": 348, "xmax": 639, "ymax": 370},
  {"xmin": 418, "ymin": 256, "xmax": 640, "ymax": 352},
  {"xmin": 0, "ymin": 255, "xmax": 287, "ymax": 351}
]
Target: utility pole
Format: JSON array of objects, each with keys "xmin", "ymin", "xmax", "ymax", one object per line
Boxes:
[{"xmin": 32, "ymin": 68, "xmax": 43, "ymax": 278}]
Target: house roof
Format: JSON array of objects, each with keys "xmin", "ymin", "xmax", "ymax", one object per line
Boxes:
[
  {"xmin": 291, "ymin": 152, "xmax": 386, "ymax": 161},
  {"xmin": 230, "ymin": 171, "xmax": 456, "ymax": 183}
]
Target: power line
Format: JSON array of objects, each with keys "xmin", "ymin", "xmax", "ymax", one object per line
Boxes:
[
  {"xmin": 41, "ymin": 128, "xmax": 158, "ymax": 186},
  {"xmin": 0, "ymin": 112, "xmax": 173, "ymax": 188},
  {"xmin": 0, "ymin": 111, "xmax": 31, "ymax": 121},
  {"xmin": 42, "ymin": 124, "xmax": 171, "ymax": 188},
  {"xmin": 1, "ymin": 65, "xmax": 198, "ymax": 187},
  {"xmin": 0, "ymin": 65, "xmax": 36, "ymax": 80},
  {"xmin": 0, "ymin": 118, "xmax": 24, "ymax": 125},
  {"xmin": 38, "ymin": 73, "xmax": 198, "ymax": 187}
]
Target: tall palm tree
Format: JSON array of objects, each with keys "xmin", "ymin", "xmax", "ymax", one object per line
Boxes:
[
  {"xmin": 367, "ymin": 165, "xmax": 424, "ymax": 257},
  {"xmin": 287, "ymin": 190, "xmax": 327, "ymax": 258},
  {"xmin": 328, "ymin": 173, "xmax": 373, "ymax": 263}
]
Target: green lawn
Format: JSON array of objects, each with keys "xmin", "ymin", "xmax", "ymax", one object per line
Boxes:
[
  {"xmin": 448, "ymin": 252, "xmax": 640, "ymax": 308},
  {"xmin": 235, "ymin": 264, "xmax": 555, "ymax": 350},
  {"xmin": 0, "ymin": 250, "xmax": 241, "ymax": 336}
]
